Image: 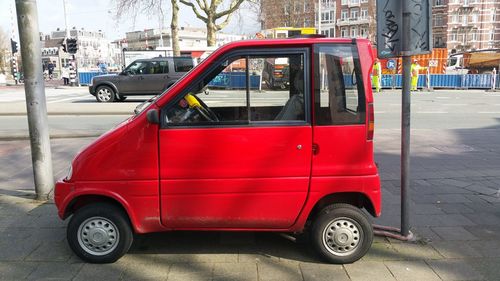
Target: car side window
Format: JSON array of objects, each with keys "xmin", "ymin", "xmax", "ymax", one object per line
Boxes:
[
  {"xmin": 126, "ymin": 61, "xmax": 150, "ymax": 75},
  {"xmin": 314, "ymin": 44, "xmax": 365, "ymax": 125},
  {"xmin": 150, "ymin": 61, "xmax": 168, "ymax": 74},
  {"xmin": 163, "ymin": 50, "xmax": 308, "ymax": 127},
  {"xmin": 174, "ymin": 58, "xmax": 194, "ymax": 72}
]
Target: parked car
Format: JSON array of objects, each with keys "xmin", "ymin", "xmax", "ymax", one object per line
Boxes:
[
  {"xmin": 55, "ymin": 37, "xmax": 380, "ymax": 264},
  {"xmin": 89, "ymin": 56, "xmax": 196, "ymax": 102}
]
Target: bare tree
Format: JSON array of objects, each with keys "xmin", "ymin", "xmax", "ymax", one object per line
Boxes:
[
  {"xmin": 115, "ymin": 0, "xmax": 181, "ymax": 56},
  {"xmin": 179, "ymin": 0, "xmax": 246, "ymax": 46},
  {"xmin": 259, "ymin": 0, "xmax": 315, "ymax": 30},
  {"xmin": 0, "ymin": 28, "xmax": 10, "ymax": 73}
]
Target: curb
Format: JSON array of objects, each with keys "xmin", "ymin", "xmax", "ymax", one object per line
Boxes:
[{"xmin": 0, "ymin": 132, "xmax": 103, "ymax": 141}]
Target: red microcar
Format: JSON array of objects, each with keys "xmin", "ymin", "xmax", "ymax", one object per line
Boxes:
[{"xmin": 55, "ymin": 37, "xmax": 381, "ymax": 264}]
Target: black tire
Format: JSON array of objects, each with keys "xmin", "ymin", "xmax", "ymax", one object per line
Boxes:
[
  {"xmin": 95, "ymin": 85, "xmax": 116, "ymax": 103},
  {"xmin": 67, "ymin": 203, "xmax": 133, "ymax": 263},
  {"xmin": 117, "ymin": 95, "xmax": 127, "ymax": 102},
  {"xmin": 310, "ymin": 203, "xmax": 373, "ymax": 264}
]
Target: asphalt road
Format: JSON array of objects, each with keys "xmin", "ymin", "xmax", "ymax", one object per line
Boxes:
[{"xmin": 0, "ymin": 87, "xmax": 499, "ymax": 138}]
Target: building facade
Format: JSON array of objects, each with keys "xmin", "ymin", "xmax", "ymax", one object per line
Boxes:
[
  {"xmin": 336, "ymin": 0, "xmax": 376, "ymax": 42},
  {"xmin": 446, "ymin": 0, "xmax": 500, "ymax": 52},
  {"xmin": 317, "ymin": 0, "xmax": 337, "ymax": 37},
  {"xmin": 124, "ymin": 27, "xmax": 246, "ymax": 51}
]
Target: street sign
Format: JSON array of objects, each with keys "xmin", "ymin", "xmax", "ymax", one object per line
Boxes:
[
  {"xmin": 376, "ymin": 0, "xmax": 432, "ymax": 58},
  {"xmin": 387, "ymin": 59, "xmax": 396, "ymax": 69}
]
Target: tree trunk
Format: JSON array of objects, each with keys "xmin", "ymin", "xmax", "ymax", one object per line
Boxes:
[
  {"xmin": 171, "ymin": 0, "xmax": 180, "ymax": 56},
  {"xmin": 207, "ymin": 14, "xmax": 216, "ymax": 47}
]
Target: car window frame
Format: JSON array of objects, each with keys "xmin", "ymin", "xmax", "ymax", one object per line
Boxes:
[
  {"xmin": 313, "ymin": 43, "xmax": 366, "ymax": 126},
  {"xmin": 160, "ymin": 47, "xmax": 311, "ymax": 129}
]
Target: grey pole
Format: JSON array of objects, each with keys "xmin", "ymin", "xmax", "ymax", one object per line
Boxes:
[
  {"xmin": 400, "ymin": 3, "xmax": 411, "ymax": 237},
  {"xmin": 15, "ymin": 0, "xmax": 54, "ymax": 200}
]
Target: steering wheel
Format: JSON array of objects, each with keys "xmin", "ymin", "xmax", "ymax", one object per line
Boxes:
[{"xmin": 191, "ymin": 95, "xmax": 219, "ymax": 122}]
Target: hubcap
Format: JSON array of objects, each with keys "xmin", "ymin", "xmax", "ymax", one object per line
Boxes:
[
  {"xmin": 77, "ymin": 217, "xmax": 119, "ymax": 256},
  {"xmin": 322, "ymin": 217, "xmax": 361, "ymax": 256},
  {"xmin": 97, "ymin": 88, "xmax": 111, "ymax": 101}
]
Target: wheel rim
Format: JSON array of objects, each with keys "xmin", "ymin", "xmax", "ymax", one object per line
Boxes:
[
  {"xmin": 77, "ymin": 217, "xmax": 120, "ymax": 256},
  {"xmin": 97, "ymin": 88, "xmax": 112, "ymax": 102},
  {"xmin": 322, "ymin": 217, "xmax": 362, "ymax": 257}
]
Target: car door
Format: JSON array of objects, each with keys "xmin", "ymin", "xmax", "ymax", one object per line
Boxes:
[
  {"xmin": 159, "ymin": 49, "xmax": 312, "ymax": 229},
  {"xmin": 143, "ymin": 60, "xmax": 170, "ymax": 94},
  {"xmin": 120, "ymin": 60, "xmax": 150, "ymax": 94}
]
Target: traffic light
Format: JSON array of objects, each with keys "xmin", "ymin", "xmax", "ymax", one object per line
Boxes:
[
  {"xmin": 62, "ymin": 41, "xmax": 67, "ymax": 53},
  {"xmin": 11, "ymin": 39, "xmax": 18, "ymax": 54},
  {"xmin": 66, "ymin": 38, "xmax": 78, "ymax": 54}
]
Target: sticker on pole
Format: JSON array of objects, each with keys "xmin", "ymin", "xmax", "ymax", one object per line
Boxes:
[
  {"xmin": 376, "ymin": 0, "xmax": 432, "ymax": 58},
  {"xmin": 387, "ymin": 59, "xmax": 396, "ymax": 69}
]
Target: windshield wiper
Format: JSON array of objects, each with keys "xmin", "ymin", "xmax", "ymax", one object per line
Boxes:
[{"xmin": 134, "ymin": 95, "xmax": 158, "ymax": 115}]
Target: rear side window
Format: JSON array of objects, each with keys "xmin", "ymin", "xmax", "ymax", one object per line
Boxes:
[
  {"xmin": 150, "ymin": 61, "xmax": 168, "ymax": 74},
  {"xmin": 314, "ymin": 44, "xmax": 365, "ymax": 125},
  {"xmin": 174, "ymin": 58, "xmax": 194, "ymax": 72}
]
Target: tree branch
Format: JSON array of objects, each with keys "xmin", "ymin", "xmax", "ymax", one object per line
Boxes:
[
  {"xmin": 215, "ymin": 0, "xmax": 245, "ymax": 19},
  {"xmin": 179, "ymin": 0, "xmax": 208, "ymax": 21}
]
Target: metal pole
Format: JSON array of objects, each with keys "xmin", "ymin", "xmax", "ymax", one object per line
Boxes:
[
  {"xmin": 63, "ymin": 0, "xmax": 69, "ymax": 38},
  {"xmin": 400, "ymin": 4, "xmax": 411, "ymax": 237},
  {"xmin": 15, "ymin": 0, "xmax": 54, "ymax": 200},
  {"xmin": 318, "ymin": 0, "xmax": 321, "ymax": 34}
]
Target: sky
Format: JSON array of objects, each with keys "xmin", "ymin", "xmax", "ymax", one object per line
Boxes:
[{"xmin": 0, "ymin": 0, "xmax": 260, "ymax": 41}]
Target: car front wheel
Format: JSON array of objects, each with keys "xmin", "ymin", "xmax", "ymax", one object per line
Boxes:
[
  {"xmin": 67, "ymin": 203, "xmax": 133, "ymax": 263},
  {"xmin": 95, "ymin": 86, "xmax": 115, "ymax": 102},
  {"xmin": 311, "ymin": 203, "xmax": 373, "ymax": 264}
]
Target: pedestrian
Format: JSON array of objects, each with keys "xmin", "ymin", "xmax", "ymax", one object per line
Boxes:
[
  {"xmin": 372, "ymin": 58, "xmax": 382, "ymax": 93},
  {"xmin": 410, "ymin": 59, "xmax": 419, "ymax": 91},
  {"xmin": 62, "ymin": 64, "xmax": 70, "ymax": 85},
  {"xmin": 48, "ymin": 61, "xmax": 55, "ymax": 80}
]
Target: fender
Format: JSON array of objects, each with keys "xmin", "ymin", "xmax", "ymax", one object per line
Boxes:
[{"xmin": 95, "ymin": 81, "xmax": 120, "ymax": 95}]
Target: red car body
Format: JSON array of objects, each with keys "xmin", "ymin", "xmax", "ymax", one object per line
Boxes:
[{"xmin": 55, "ymin": 38, "xmax": 380, "ymax": 236}]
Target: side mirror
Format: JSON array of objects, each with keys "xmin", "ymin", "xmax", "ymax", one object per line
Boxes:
[{"xmin": 146, "ymin": 109, "xmax": 160, "ymax": 124}]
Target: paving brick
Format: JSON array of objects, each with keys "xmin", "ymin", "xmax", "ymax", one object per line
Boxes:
[
  {"xmin": 413, "ymin": 204, "xmax": 445, "ymax": 215},
  {"xmin": 26, "ymin": 242, "xmax": 72, "ymax": 262},
  {"xmin": 427, "ymin": 259, "xmax": 484, "ymax": 280},
  {"xmin": 436, "ymin": 203, "xmax": 474, "ymax": 214},
  {"xmin": 27, "ymin": 262, "xmax": 83, "ymax": 281},
  {"xmin": 73, "ymin": 263, "xmax": 125, "ymax": 281},
  {"xmin": 213, "ymin": 263, "xmax": 257, "ymax": 281},
  {"xmin": 465, "ymin": 184, "xmax": 498, "ymax": 196},
  {"xmin": 0, "ymin": 262, "xmax": 38, "ymax": 280},
  {"xmin": 463, "ymin": 212, "xmax": 500, "ymax": 226},
  {"xmin": 390, "ymin": 243, "xmax": 443, "ymax": 260},
  {"xmin": 361, "ymin": 242, "xmax": 401, "ymax": 261},
  {"xmin": 344, "ymin": 261, "xmax": 395, "ymax": 281},
  {"xmin": 257, "ymin": 261, "xmax": 302, "ymax": 281},
  {"xmin": 431, "ymin": 226, "xmax": 478, "ymax": 241},
  {"xmin": 167, "ymin": 263, "xmax": 213, "ymax": 281},
  {"xmin": 430, "ymin": 241, "xmax": 482, "ymax": 259},
  {"xmin": 299, "ymin": 263, "xmax": 349, "ymax": 281},
  {"xmin": 122, "ymin": 261, "xmax": 170, "ymax": 281},
  {"xmin": 0, "ymin": 238, "xmax": 41, "ymax": 261},
  {"xmin": 468, "ymin": 241, "xmax": 500, "ymax": 258},
  {"xmin": 468, "ymin": 258, "xmax": 500, "ymax": 281},
  {"xmin": 384, "ymin": 260, "xmax": 441, "ymax": 281}
]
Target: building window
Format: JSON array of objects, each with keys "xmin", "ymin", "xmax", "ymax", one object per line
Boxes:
[
  {"xmin": 341, "ymin": 9, "xmax": 348, "ymax": 20},
  {"xmin": 330, "ymin": 28, "xmax": 335, "ymax": 37},
  {"xmin": 350, "ymin": 27, "xmax": 357, "ymax": 37},
  {"xmin": 493, "ymin": 9, "xmax": 497, "ymax": 22},
  {"xmin": 341, "ymin": 0, "xmax": 348, "ymax": 5},
  {"xmin": 471, "ymin": 32, "xmax": 477, "ymax": 41},
  {"xmin": 341, "ymin": 27, "xmax": 348, "ymax": 37},
  {"xmin": 351, "ymin": 0, "xmax": 360, "ymax": 4},
  {"xmin": 360, "ymin": 26, "xmax": 368, "ymax": 38},
  {"xmin": 434, "ymin": 15, "xmax": 443, "ymax": 27},
  {"xmin": 450, "ymin": 31, "xmax": 457, "ymax": 42},
  {"xmin": 490, "ymin": 29, "xmax": 495, "ymax": 41},
  {"xmin": 452, "ymin": 14, "xmax": 458, "ymax": 23},
  {"xmin": 471, "ymin": 12, "xmax": 478, "ymax": 23},
  {"xmin": 361, "ymin": 8, "xmax": 368, "ymax": 19},
  {"xmin": 434, "ymin": 0, "xmax": 444, "ymax": 5},
  {"xmin": 361, "ymin": 0, "xmax": 368, "ymax": 3},
  {"xmin": 351, "ymin": 8, "xmax": 359, "ymax": 20}
]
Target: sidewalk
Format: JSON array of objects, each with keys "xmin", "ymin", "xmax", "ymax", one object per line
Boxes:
[{"xmin": 0, "ymin": 127, "xmax": 499, "ymax": 280}]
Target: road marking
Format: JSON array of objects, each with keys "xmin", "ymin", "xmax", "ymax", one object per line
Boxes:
[
  {"xmin": 443, "ymin": 104, "xmax": 467, "ymax": 106},
  {"xmin": 47, "ymin": 96, "xmax": 88, "ymax": 104},
  {"xmin": 436, "ymin": 97, "xmax": 451, "ymax": 99},
  {"xmin": 415, "ymin": 111, "xmax": 448, "ymax": 114},
  {"xmin": 478, "ymin": 112, "xmax": 500, "ymax": 114}
]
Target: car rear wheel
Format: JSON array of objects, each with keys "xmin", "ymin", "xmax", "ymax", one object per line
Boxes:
[
  {"xmin": 95, "ymin": 86, "xmax": 115, "ymax": 103},
  {"xmin": 310, "ymin": 203, "xmax": 373, "ymax": 264},
  {"xmin": 67, "ymin": 203, "xmax": 133, "ymax": 263}
]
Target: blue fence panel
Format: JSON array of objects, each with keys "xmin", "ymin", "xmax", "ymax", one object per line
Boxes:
[
  {"xmin": 208, "ymin": 72, "xmax": 260, "ymax": 89},
  {"xmin": 78, "ymin": 72, "xmax": 100, "ymax": 85},
  {"xmin": 463, "ymin": 74, "xmax": 494, "ymax": 89}
]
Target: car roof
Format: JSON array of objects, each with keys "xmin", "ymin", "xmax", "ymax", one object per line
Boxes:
[{"xmin": 135, "ymin": 57, "xmax": 193, "ymax": 62}]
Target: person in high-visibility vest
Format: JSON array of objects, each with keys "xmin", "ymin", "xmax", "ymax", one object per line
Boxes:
[
  {"xmin": 411, "ymin": 59, "xmax": 429, "ymax": 91},
  {"xmin": 372, "ymin": 58, "xmax": 382, "ymax": 93}
]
